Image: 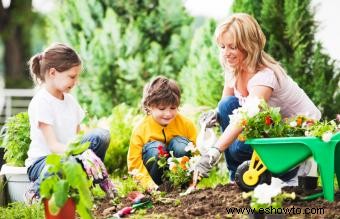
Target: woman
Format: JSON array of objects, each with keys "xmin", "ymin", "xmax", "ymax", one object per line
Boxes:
[{"xmin": 195, "ymin": 13, "xmax": 321, "ymax": 184}]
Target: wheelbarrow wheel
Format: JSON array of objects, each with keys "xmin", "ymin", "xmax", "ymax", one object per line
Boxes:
[{"xmin": 235, "ymin": 161, "xmax": 271, "ymax": 192}]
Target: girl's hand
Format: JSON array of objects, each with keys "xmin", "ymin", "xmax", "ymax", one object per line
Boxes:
[
  {"xmin": 99, "ymin": 177, "xmax": 117, "ymax": 198},
  {"xmin": 76, "ymin": 149, "xmax": 107, "ymax": 180}
]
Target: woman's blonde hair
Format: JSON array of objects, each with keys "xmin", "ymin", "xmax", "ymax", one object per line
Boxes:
[{"xmin": 215, "ymin": 13, "xmax": 287, "ymax": 84}]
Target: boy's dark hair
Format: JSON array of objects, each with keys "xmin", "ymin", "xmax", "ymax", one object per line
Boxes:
[
  {"xmin": 28, "ymin": 43, "xmax": 81, "ymax": 84},
  {"xmin": 142, "ymin": 76, "xmax": 181, "ymax": 114}
]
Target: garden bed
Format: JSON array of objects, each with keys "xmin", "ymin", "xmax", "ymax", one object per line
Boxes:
[{"xmin": 93, "ymin": 183, "xmax": 340, "ymax": 218}]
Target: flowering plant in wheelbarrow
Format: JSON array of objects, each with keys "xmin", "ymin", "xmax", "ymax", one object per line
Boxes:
[{"xmin": 231, "ymin": 97, "xmax": 339, "ymax": 142}]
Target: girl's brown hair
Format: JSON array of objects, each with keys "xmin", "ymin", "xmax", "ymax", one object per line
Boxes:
[
  {"xmin": 142, "ymin": 76, "xmax": 181, "ymax": 114},
  {"xmin": 28, "ymin": 43, "xmax": 81, "ymax": 84}
]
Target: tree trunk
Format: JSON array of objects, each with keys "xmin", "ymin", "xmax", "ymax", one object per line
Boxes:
[
  {"xmin": 4, "ymin": 27, "xmax": 25, "ymax": 80},
  {"xmin": 0, "ymin": 0, "xmax": 34, "ymax": 87}
]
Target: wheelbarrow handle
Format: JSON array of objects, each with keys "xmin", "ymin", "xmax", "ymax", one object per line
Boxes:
[{"xmin": 300, "ymin": 192, "xmax": 323, "ymax": 201}]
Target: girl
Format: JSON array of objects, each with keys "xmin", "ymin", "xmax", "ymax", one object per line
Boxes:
[
  {"xmin": 127, "ymin": 76, "xmax": 197, "ymax": 190},
  {"xmin": 195, "ymin": 13, "xmax": 321, "ymax": 184},
  {"xmin": 25, "ymin": 43, "xmax": 115, "ymax": 203}
]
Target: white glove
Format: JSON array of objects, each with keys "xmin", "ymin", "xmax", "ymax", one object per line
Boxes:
[
  {"xmin": 194, "ymin": 146, "xmax": 222, "ymax": 177},
  {"xmin": 200, "ymin": 110, "xmax": 218, "ymax": 128}
]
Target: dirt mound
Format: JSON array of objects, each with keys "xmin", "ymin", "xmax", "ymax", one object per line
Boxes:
[{"xmin": 94, "ymin": 184, "xmax": 340, "ymax": 218}]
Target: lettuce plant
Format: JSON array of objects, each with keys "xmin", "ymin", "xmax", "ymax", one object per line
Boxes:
[{"xmin": 2, "ymin": 112, "xmax": 30, "ymax": 166}]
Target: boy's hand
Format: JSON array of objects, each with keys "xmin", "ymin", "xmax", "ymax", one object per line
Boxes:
[{"xmin": 194, "ymin": 146, "xmax": 221, "ymax": 177}]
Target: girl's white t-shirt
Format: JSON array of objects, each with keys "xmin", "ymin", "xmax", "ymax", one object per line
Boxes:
[
  {"xmin": 230, "ymin": 68, "xmax": 321, "ymax": 120},
  {"xmin": 25, "ymin": 88, "xmax": 85, "ymax": 167}
]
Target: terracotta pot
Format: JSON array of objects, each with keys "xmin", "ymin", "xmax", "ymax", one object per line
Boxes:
[{"xmin": 44, "ymin": 198, "xmax": 76, "ymax": 219}]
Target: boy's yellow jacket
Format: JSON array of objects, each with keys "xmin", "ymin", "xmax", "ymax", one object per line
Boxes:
[{"xmin": 127, "ymin": 113, "xmax": 197, "ymax": 189}]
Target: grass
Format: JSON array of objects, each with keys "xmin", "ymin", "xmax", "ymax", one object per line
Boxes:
[
  {"xmin": 197, "ymin": 162, "xmax": 230, "ymax": 189},
  {"xmin": 0, "ymin": 202, "xmax": 44, "ymax": 219},
  {"xmin": 112, "ymin": 175, "xmax": 144, "ymax": 197}
]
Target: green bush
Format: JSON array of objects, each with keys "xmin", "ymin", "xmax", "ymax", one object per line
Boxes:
[
  {"xmin": 47, "ymin": 0, "xmax": 194, "ymax": 117},
  {"xmin": 179, "ymin": 20, "xmax": 223, "ymax": 108},
  {"xmin": 104, "ymin": 104, "xmax": 141, "ymax": 176},
  {"xmin": 2, "ymin": 112, "xmax": 30, "ymax": 166}
]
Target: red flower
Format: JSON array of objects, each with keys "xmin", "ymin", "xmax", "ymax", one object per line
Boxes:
[
  {"xmin": 158, "ymin": 145, "xmax": 169, "ymax": 158},
  {"xmin": 264, "ymin": 116, "xmax": 273, "ymax": 125}
]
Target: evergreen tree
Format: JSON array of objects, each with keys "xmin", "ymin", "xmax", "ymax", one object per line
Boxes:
[
  {"xmin": 232, "ymin": 0, "xmax": 340, "ymax": 118},
  {"xmin": 46, "ymin": 0, "xmax": 193, "ymax": 117}
]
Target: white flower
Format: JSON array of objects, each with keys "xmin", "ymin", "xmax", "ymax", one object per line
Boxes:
[
  {"xmin": 304, "ymin": 130, "xmax": 311, "ymax": 136},
  {"xmin": 322, "ymin": 131, "xmax": 332, "ymax": 142},
  {"xmin": 243, "ymin": 96, "xmax": 261, "ymax": 117},
  {"xmin": 167, "ymin": 157, "xmax": 174, "ymax": 165},
  {"xmin": 253, "ymin": 179, "xmax": 282, "ymax": 204},
  {"xmin": 289, "ymin": 121, "xmax": 297, "ymax": 127},
  {"xmin": 168, "ymin": 161, "xmax": 177, "ymax": 171}
]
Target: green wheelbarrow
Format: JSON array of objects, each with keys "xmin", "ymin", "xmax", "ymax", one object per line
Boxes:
[{"xmin": 235, "ymin": 132, "xmax": 340, "ymax": 202}]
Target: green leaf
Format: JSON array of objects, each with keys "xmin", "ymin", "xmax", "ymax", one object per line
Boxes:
[
  {"xmin": 66, "ymin": 141, "xmax": 90, "ymax": 156},
  {"xmin": 53, "ymin": 180, "xmax": 70, "ymax": 208},
  {"xmin": 40, "ymin": 176, "xmax": 58, "ymax": 199},
  {"xmin": 146, "ymin": 156, "xmax": 156, "ymax": 165}
]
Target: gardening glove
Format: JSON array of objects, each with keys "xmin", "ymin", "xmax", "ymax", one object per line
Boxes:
[
  {"xmin": 76, "ymin": 149, "xmax": 107, "ymax": 181},
  {"xmin": 194, "ymin": 146, "xmax": 222, "ymax": 177},
  {"xmin": 99, "ymin": 177, "xmax": 117, "ymax": 198},
  {"xmin": 200, "ymin": 109, "xmax": 218, "ymax": 128}
]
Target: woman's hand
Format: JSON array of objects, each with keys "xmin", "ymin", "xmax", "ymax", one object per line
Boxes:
[
  {"xmin": 194, "ymin": 146, "xmax": 222, "ymax": 177},
  {"xmin": 200, "ymin": 110, "xmax": 218, "ymax": 128}
]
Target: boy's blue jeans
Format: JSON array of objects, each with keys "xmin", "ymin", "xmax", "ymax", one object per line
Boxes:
[
  {"xmin": 142, "ymin": 136, "xmax": 191, "ymax": 185},
  {"xmin": 27, "ymin": 128, "xmax": 111, "ymax": 196},
  {"xmin": 217, "ymin": 96, "xmax": 298, "ymax": 181}
]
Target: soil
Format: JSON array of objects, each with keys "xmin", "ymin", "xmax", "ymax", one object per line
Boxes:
[{"xmin": 93, "ymin": 184, "xmax": 340, "ymax": 219}]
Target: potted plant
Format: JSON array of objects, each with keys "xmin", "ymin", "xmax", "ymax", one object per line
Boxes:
[
  {"xmin": 40, "ymin": 138, "xmax": 93, "ymax": 219},
  {"xmin": 0, "ymin": 112, "xmax": 31, "ymax": 202}
]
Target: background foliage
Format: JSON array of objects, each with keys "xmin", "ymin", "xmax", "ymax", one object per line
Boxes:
[
  {"xmin": 104, "ymin": 104, "xmax": 141, "ymax": 175},
  {"xmin": 2, "ymin": 112, "xmax": 30, "ymax": 166},
  {"xmin": 46, "ymin": 0, "xmax": 194, "ymax": 117},
  {"xmin": 179, "ymin": 20, "xmax": 223, "ymax": 108}
]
